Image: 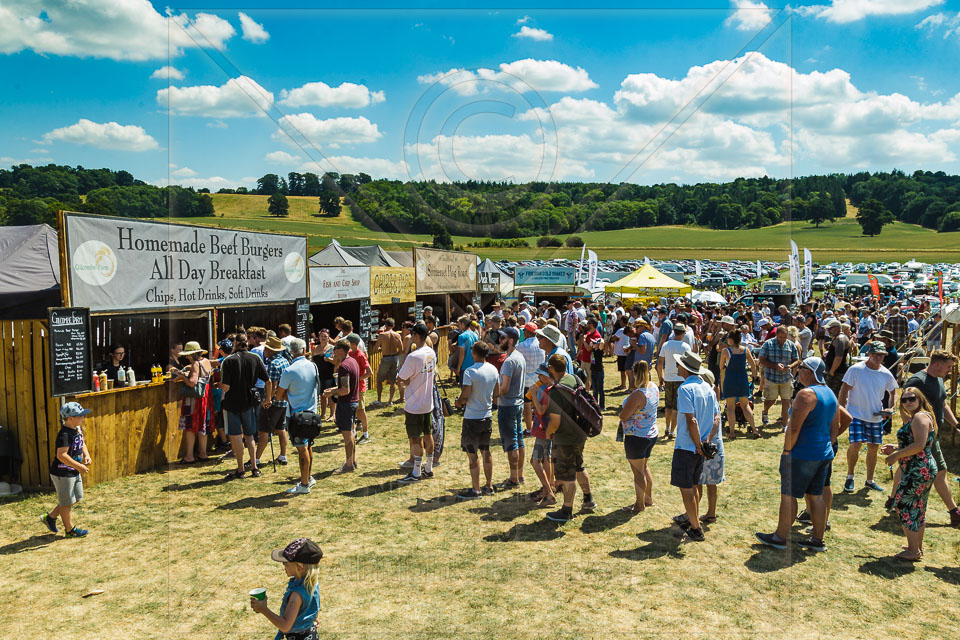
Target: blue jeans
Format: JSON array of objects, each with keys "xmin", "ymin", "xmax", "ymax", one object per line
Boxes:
[
  {"xmin": 497, "ymin": 404, "xmax": 524, "ymax": 452},
  {"xmin": 591, "ymin": 367, "xmax": 605, "ymax": 408}
]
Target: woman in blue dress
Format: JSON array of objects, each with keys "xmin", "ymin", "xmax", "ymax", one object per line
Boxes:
[{"xmin": 719, "ymin": 330, "xmax": 759, "ymax": 439}]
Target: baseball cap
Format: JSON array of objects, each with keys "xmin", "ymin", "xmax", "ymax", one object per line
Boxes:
[
  {"xmin": 673, "ymin": 322, "xmax": 686, "ymax": 334},
  {"xmin": 410, "ymin": 323, "xmax": 428, "ymax": 338},
  {"xmin": 217, "ymin": 338, "xmax": 233, "ymax": 353},
  {"xmin": 720, "ymin": 315, "xmax": 735, "ymax": 324},
  {"xmin": 524, "ymin": 322, "xmax": 539, "ymax": 335},
  {"xmin": 867, "ymin": 341, "xmax": 888, "ymax": 355},
  {"xmin": 60, "ymin": 402, "xmax": 91, "ymax": 419},
  {"xmin": 536, "ymin": 362, "xmax": 551, "ymax": 377},
  {"xmin": 271, "ymin": 538, "xmax": 324, "ymax": 564},
  {"xmin": 802, "ymin": 357, "xmax": 826, "ymax": 385},
  {"xmin": 500, "ymin": 326, "xmax": 520, "ymax": 343},
  {"xmin": 824, "ymin": 318, "xmax": 841, "ymax": 330}
]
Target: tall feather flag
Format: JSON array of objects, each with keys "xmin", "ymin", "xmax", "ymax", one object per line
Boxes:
[
  {"xmin": 576, "ymin": 244, "xmax": 586, "ymax": 285},
  {"xmin": 789, "ymin": 240, "xmax": 800, "ymax": 293},
  {"xmin": 803, "ymin": 248, "xmax": 813, "ymax": 299},
  {"xmin": 587, "ymin": 250, "xmax": 599, "ymax": 290}
]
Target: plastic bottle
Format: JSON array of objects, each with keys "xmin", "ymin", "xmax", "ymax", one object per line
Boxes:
[
  {"xmin": 93, "ymin": 371, "xmax": 101, "ymax": 392},
  {"xmin": 117, "ymin": 366, "xmax": 126, "ymax": 386},
  {"xmin": 99, "ymin": 371, "xmax": 108, "ymax": 390},
  {"xmin": 127, "ymin": 366, "xmax": 136, "ymax": 386}
]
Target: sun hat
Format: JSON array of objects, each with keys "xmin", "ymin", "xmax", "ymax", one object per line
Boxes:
[
  {"xmin": 674, "ymin": 350, "xmax": 704, "ymax": 374},
  {"xmin": 672, "ymin": 322, "xmax": 687, "ymax": 334},
  {"xmin": 700, "ymin": 369, "xmax": 716, "ymax": 386},
  {"xmin": 60, "ymin": 402, "xmax": 91, "ymax": 418},
  {"xmin": 720, "ymin": 315, "xmax": 735, "ymax": 324},
  {"xmin": 802, "ymin": 356, "xmax": 826, "ymax": 385},
  {"xmin": 823, "ymin": 318, "xmax": 841, "ymax": 330},
  {"xmin": 0, "ymin": 481, "xmax": 23, "ymax": 498},
  {"xmin": 180, "ymin": 341, "xmax": 207, "ymax": 357},
  {"xmin": 271, "ymin": 538, "xmax": 323, "ymax": 564},
  {"xmin": 264, "ymin": 336, "xmax": 284, "ymax": 352},
  {"xmin": 877, "ymin": 329, "xmax": 894, "ymax": 341},
  {"xmin": 535, "ymin": 324, "xmax": 563, "ymax": 346}
]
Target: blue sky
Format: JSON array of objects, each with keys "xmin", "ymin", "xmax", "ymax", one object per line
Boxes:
[{"xmin": 2, "ymin": 0, "xmax": 959, "ymax": 189}]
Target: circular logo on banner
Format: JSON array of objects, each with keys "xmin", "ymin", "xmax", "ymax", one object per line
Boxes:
[
  {"xmin": 284, "ymin": 252, "xmax": 305, "ymax": 283},
  {"xmin": 468, "ymin": 261, "xmax": 476, "ymax": 281},
  {"xmin": 72, "ymin": 240, "xmax": 117, "ymax": 286},
  {"xmin": 416, "ymin": 259, "xmax": 426, "ymax": 282}
]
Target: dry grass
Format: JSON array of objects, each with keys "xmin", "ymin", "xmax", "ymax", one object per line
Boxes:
[{"xmin": 3, "ymin": 360, "xmax": 960, "ymax": 639}]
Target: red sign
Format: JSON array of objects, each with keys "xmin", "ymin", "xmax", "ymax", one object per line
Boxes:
[{"xmin": 867, "ymin": 274, "xmax": 880, "ymax": 298}]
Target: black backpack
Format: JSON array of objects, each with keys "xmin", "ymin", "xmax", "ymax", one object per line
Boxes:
[{"xmin": 554, "ymin": 382, "xmax": 603, "ymax": 437}]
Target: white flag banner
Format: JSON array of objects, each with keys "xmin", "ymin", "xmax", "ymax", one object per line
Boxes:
[
  {"xmin": 790, "ymin": 240, "xmax": 800, "ymax": 292},
  {"xmin": 576, "ymin": 245, "xmax": 586, "ymax": 285},
  {"xmin": 788, "ymin": 253, "xmax": 798, "ymax": 295},
  {"xmin": 587, "ymin": 250, "xmax": 599, "ymax": 290},
  {"xmin": 756, "ymin": 260, "xmax": 762, "ymax": 280},
  {"xmin": 695, "ymin": 259, "xmax": 702, "ymax": 280},
  {"xmin": 803, "ymin": 248, "xmax": 813, "ymax": 299}
]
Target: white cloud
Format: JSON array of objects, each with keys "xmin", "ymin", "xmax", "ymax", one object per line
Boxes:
[
  {"xmin": 151, "ymin": 66, "xmax": 185, "ymax": 81},
  {"xmin": 171, "ymin": 166, "xmax": 197, "ymax": 177},
  {"xmin": 916, "ymin": 11, "xmax": 960, "ymax": 38},
  {"xmin": 300, "ymin": 156, "xmax": 410, "ymax": 180},
  {"xmin": 280, "ymin": 81, "xmax": 386, "ymax": 108},
  {"xmin": 265, "ymin": 151, "xmax": 302, "ymax": 165},
  {"xmin": 42, "ymin": 119, "xmax": 159, "ymax": 152},
  {"xmin": 158, "ymin": 76, "xmax": 274, "ymax": 118},
  {"xmin": 157, "ymin": 175, "xmax": 255, "ymax": 190},
  {"xmin": 516, "ymin": 15, "xmax": 531, "ymax": 24},
  {"xmin": 206, "ymin": 120, "xmax": 228, "ymax": 129},
  {"xmin": 0, "ymin": 0, "xmax": 235, "ymax": 61},
  {"xmin": 274, "ymin": 114, "xmax": 383, "ymax": 148},
  {"xmin": 418, "ymin": 59, "xmax": 597, "ymax": 96},
  {"xmin": 725, "ymin": 1, "xmax": 774, "ymax": 31},
  {"xmin": 238, "ymin": 12, "xmax": 269, "ymax": 43},
  {"xmin": 800, "ymin": 0, "xmax": 944, "ymax": 24},
  {"xmin": 513, "ymin": 26, "xmax": 554, "ymax": 41}
]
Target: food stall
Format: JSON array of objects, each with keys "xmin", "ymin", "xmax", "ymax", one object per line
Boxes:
[
  {"xmin": 506, "ymin": 265, "xmax": 592, "ymax": 307},
  {"xmin": 413, "ymin": 247, "xmax": 478, "ymax": 325}
]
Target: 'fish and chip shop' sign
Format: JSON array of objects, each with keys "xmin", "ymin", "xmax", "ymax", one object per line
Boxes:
[
  {"xmin": 309, "ymin": 266, "xmax": 370, "ymax": 303},
  {"xmin": 414, "ymin": 248, "xmax": 477, "ymax": 294},
  {"xmin": 370, "ymin": 267, "xmax": 415, "ymax": 305},
  {"xmin": 64, "ymin": 212, "xmax": 307, "ymax": 312}
]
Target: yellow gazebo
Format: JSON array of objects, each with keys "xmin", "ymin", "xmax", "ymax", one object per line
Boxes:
[{"xmin": 604, "ymin": 263, "xmax": 693, "ymax": 298}]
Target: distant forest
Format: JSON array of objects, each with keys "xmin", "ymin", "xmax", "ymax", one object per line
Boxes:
[{"xmin": 2, "ymin": 164, "xmax": 959, "ymax": 236}]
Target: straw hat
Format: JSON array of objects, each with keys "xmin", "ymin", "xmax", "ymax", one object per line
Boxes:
[
  {"xmin": 180, "ymin": 341, "xmax": 207, "ymax": 357},
  {"xmin": 264, "ymin": 336, "xmax": 284, "ymax": 352},
  {"xmin": 0, "ymin": 481, "xmax": 23, "ymax": 497},
  {"xmin": 674, "ymin": 350, "xmax": 705, "ymax": 375}
]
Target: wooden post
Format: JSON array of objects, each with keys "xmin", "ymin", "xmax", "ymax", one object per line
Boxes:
[{"xmin": 445, "ymin": 294, "xmax": 451, "ymax": 327}]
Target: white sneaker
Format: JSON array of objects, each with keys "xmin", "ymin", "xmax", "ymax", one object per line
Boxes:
[
  {"xmin": 398, "ymin": 459, "xmax": 414, "ymax": 469},
  {"xmin": 308, "ymin": 476, "xmax": 316, "ymax": 488},
  {"xmin": 285, "ymin": 483, "xmax": 310, "ymax": 495}
]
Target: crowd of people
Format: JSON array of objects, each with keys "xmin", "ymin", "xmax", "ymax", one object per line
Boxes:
[{"xmin": 47, "ymin": 294, "xmax": 959, "ymax": 565}]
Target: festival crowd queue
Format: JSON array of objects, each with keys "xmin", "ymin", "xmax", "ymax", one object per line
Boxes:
[{"xmin": 41, "ymin": 295, "xmax": 959, "ymax": 636}]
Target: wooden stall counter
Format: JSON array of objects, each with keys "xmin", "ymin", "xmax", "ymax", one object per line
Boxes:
[{"xmin": 67, "ymin": 379, "xmax": 183, "ymax": 487}]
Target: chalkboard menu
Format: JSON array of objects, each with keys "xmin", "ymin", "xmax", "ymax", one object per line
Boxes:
[
  {"xmin": 295, "ymin": 297, "xmax": 310, "ymax": 342},
  {"xmin": 359, "ymin": 299, "xmax": 380, "ymax": 342},
  {"xmin": 415, "ymin": 301, "xmax": 424, "ymax": 322},
  {"xmin": 49, "ymin": 307, "xmax": 93, "ymax": 397}
]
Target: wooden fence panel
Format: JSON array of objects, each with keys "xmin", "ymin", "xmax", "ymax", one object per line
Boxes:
[
  {"xmin": 13, "ymin": 321, "xmax": 38, "ymax": 487},
  {"xmin": 31, "ymin": 323, "xmax": 50, "ymax": 483}
]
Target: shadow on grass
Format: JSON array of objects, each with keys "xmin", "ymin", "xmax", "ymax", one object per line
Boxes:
[
  {"xmin": 868, "ymin": 512, "xmax": 903, "ymax": 535},
  {"xmin": 482, "ymin": 519, "xmax": 565, "ymax": 543},
  {"xmin": 608, "ymin": 525, "xmax": 684, "ymax": 561},
  {"xmin": 0, "ymin": 534, "xmax": 59, "ymax": 555},
  {"xmin": 830, "ymin": 489, "xmax": 874, "ymax": 511},
  {"xmin": 215, "ymin": 492, "xmax": 293, "ymax": 511},
  {"xmin": 858, "ymin": 555, "xmax": 917, "ymax": 579},
  {"xmin": 925, "ymin": 565, "xmax": 960, "ymax": 585},
  {"xmin": 468, "ymin": 492, "xmax": 541, "ymax": 522},
  {"xmin": 744, "ymin": 544, "xmax": 811, "ymax": 573},
  {"xmin": 408, "ymin": 490, "xmax": 462, "ymax": 513},
  {"xmin": 339, "ymin": 479, "xmax": 401, "ymax": 498},
  {"xmin": 361, "ymin": 468, "xmax": 403, "ymax": 479},
  {"xmin": 581, "ymin": 508, "xmax": 634, "ymax": 534},
  {"xmin": 161, "ymin": 477, "xmax": 230, "ymax": 492}
]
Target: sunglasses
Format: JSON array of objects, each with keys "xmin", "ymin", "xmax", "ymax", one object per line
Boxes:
[{"xmin": 901, "ymin": 396, "xmax": 918, "ymax": 404}]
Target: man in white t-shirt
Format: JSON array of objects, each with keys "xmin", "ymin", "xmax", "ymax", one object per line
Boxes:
[
  {"xmin": 840, "ymin": 342, "xmax": 898, "ymax": 493},
  {"xmin": 657, "ymin": 323, "xmax": 692, "ymax": 438},
  {"xmin": 397, "ymin": 323, "xmax": 437, "ymax": 484},
  {"xmin": 517, "ymin": 301, "xmax": 532, "ymax": 324}
]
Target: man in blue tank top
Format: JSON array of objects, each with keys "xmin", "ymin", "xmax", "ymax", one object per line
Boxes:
[{"xmin": 757, "ymin": 357, "xmax": 851, "ymax": 552}]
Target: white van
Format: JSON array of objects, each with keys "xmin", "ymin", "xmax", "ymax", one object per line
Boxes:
[{"xmin": 762, "ymin": 280, "xmax": 787, "ymax": 293}]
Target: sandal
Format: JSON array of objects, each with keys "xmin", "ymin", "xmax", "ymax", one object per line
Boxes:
[
  {"xmin": 178, "ymin": 459, "xmax": 196, "ymax": 465},
  {"xmin": 700, "ymin": 515, "xmax": 718, "ymax": 524},
  {"xmin": 622, "ymin": 504, "xmax": 644, "ymax": 513},
  {"xmin": 226, "ymin": 470, "xmax": 245, "ymax": 480},
  {"xmin": 894, "ymin": 550, "xmax": 922, "ymax": 562}
]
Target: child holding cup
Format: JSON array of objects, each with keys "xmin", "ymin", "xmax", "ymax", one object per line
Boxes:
[{"xmin": 250, "ymin": 538, "xmax": 322, "ymax": 639}]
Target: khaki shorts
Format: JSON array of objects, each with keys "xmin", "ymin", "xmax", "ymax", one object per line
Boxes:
[
  {"xmin": 377, "ymin": 355, "xmax": 400, "ymax": 383},
  {"xmin": 664, "ymin": 380, "xmax": 681, "ymax": 410},
  {"xmin": 763, "ymin": 380, "xmax": 793, "ymax": 403},
  {"xmin": 553, "ymin": 443, "xmax": 585, "ymax": 482}
]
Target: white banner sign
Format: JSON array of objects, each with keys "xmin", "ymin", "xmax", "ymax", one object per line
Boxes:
[
  {"xmin": 64, "ymin": 212, "xmax": 307, "ymax": 312},
  {"xmin": 309, "ymin": 266, "xmax": 370, "ymax": 303},
  {"xmin": 803, "ymin": 248, "xmax": 813, "ymax": 299},
  {"xmin": 587, "ymin": 250, "xmax": 598, "ymax": 290}
]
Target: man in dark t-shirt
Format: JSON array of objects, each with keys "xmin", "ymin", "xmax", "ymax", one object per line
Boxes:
[
  {"xmin": 899, "ymin": 350, "xmax": 960, "ymax": 526},
  {"xmin": 325, "ymin": 340, "xmax": 360, "ymax": 473},
  {"xmin": 220, "ymin": 335, "xmax": 268, "ymax": 478}
]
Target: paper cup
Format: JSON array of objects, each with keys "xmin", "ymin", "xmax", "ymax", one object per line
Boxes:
[
  {"xmin": 249, "ymin": 588, "xmax": 266, "ymax": 601},
  {"xmin": 106, "ymin": 380, "xmax": 114, "ymax": 390}
]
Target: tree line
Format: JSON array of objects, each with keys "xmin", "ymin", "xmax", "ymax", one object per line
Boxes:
[
  {"xmin": 845, "ymin": 169, "xmax": 960, "ymax": 234},
  {"xmin": 0, "ymin": 163, "xmax": 214, "ymax": 227}
]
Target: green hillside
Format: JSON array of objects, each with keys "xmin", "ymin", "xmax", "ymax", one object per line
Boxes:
[{"xmin": 180, "ymin": 193, "xmax": 960, "ymax": 262}]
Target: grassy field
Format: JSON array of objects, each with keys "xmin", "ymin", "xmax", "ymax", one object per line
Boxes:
[
  {"xmin": 190, "ymin": 194, "xmax": 960, "ymax": 263},
  {"xmin": 3, "ymin": 358, "xmax": 960, "ymax": 638}
]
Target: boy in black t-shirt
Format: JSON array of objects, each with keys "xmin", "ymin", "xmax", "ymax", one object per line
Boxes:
[{"xmin": 42, "ymin": 402, "xmax": 93, "ymax": 537}]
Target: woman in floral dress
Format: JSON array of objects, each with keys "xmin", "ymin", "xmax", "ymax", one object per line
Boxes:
[{"xmin": 881, "ymin": 386, "xmax": 937, "ymax": 561}]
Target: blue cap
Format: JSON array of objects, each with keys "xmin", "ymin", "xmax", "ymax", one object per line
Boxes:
[
  {"xmin": 218, "ymin": 339, "xmax": 233, "ymax": 353},
  {"xmin": 61, "ymin": 402, "xmax": 91, "ymax": 418},
  {"xmin": 802, "ymin": 357, "xmax": 826, "ymax": 385},
  {"xmin": 500, "ymin": 327, "xmax": 521, "ymax": 343}
]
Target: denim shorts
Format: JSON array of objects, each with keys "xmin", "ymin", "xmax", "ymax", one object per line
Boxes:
[
  {"xmin": 497, "ymin": 404, "xmax": 524, "ymax": 452},
  {"xmin": 780, "ymin": 455, "xmax": 831, "ymax": 499},
  {"xmin": 226, "ymin": 407, "xmax": 257, "ymax": 436},
  {"xmin": 291, "ymin": 436, "xmax": 314, "ymax": 448},
  {"xmin": 530, "ymin": 437, "xmax": 553, "ymax": 461},
  {"xmin": 335, "ymin": 401, "xmax": 358, "ymax": 432}
]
